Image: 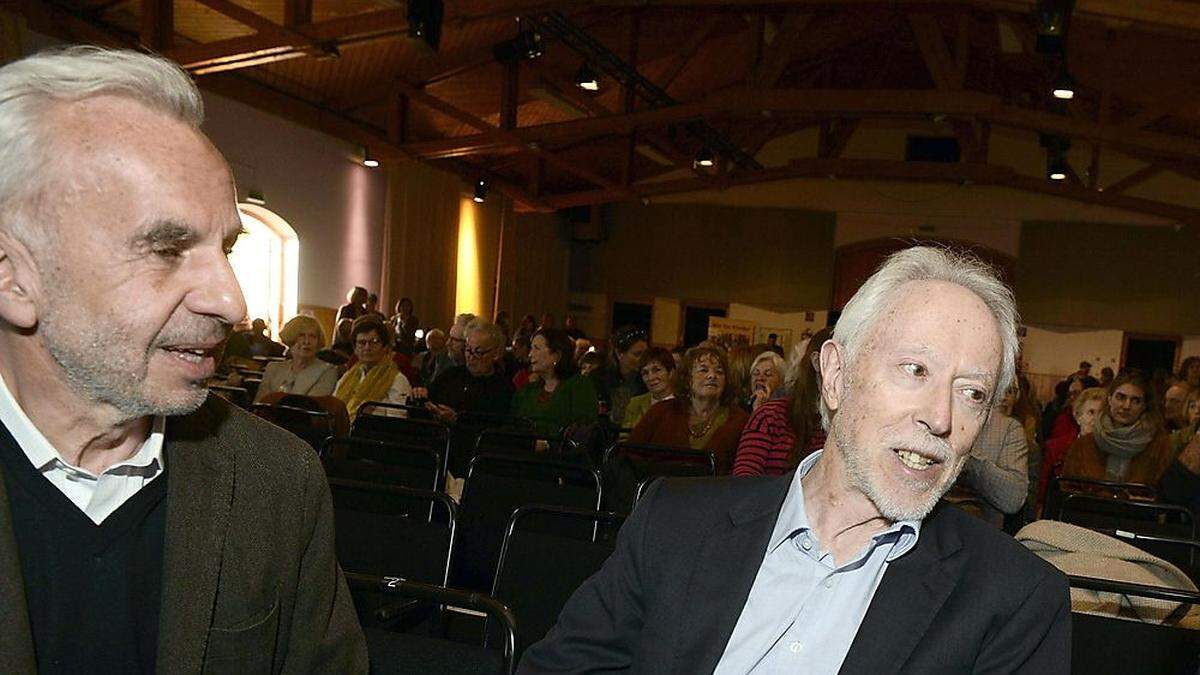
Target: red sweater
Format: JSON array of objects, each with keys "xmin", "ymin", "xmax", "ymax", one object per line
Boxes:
[
  {"xmin": 628, "ymin": 399, "xmax": 748, "ymax": 475},
  {"xmin": 733, "ymin": 398, "xmax": 796, "ymax": 476}
]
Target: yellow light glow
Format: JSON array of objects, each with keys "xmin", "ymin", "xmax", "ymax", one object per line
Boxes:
[{"xmin": 455, "ymin": 198, "xmax": 483, "ymax": 316}]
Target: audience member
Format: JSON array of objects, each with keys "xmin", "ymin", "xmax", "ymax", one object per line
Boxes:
[
  {"xmin": 1040, "ymin": 378, "xmax": 1081, "ymax": 441},
  {"xmin": 335, "ymin": 286, "xmax": 368, "ymax": 324},
  {"xmin": 605, "ymin": 326, "xmax": 649, "ymax": 425},
  {"xmin": 1160, "ymin": 429, "xmax": 1200, "ymax": 516},
  {"xmin": 222, "ymin": 318, "xmax": 254, "ymax": 359},
  {"xmin": 670, "ymin": 344, "xmax": 686, "ymax": 370},
  {"xmin": 724, "ymin": 345, "xmax": 757, "ymax": 410},
  {"xmin": 494, "ymin": 310, "xmax": 513, "ymax": 343},
  {"xmin": 1074, "ymin": 360, "xmax": 1092, "ymax": 380},
  {"xmin": 362, "ymin": 293, "xmax": 386, "ymax": 321},
  {"xmin": 564, "ymin": 313, "xmax": 586, "ymax": 340},
  {"xmin": 1099, "ymin": 366, "xmax": 1114, "ymax": 388},
  {"xmin": 413, "ymin": 327, "xmax": 446, "ymax": 385},
  {"xmin": 1164, "ymin": 381, "xmax": 1190, "ymax": 431},
  {"xmin": 422, "ymin": 319, "xmax": 514, "ymax": 423},
  {"xmin": 1170, "ymin": 387, "xmax": 1200, "ymax": 455},
  {"xmin": 521, "ymin": 247, "xmax": 1068, "ymax": 673},
  {"xmin": 747, "ymin": 350, "xmax": 785, "ymax": 411},
  {"xmin": 1038, "ymin": 387, "xmax": 1106, "ymax": 511},
  {"xmin": 764, "ymin": 333, "xmax": 785, "ymax": 357},
  {"xmin": 333, "ymin": 316, "xmax": 412, "ymax": 419},
  {"xmin": 1182, "ymin": 356, "xmax": 1200, "ymax": 389},
  {"xmin": 572, "ymin": 337, "xmax": 592, "ymax": 364},
  {"xmin": 254, "ymin": 315, "xmax": 339, "ymax": 402},
  {"xmin": 628, "ymin": 346, "xmax": 748, "ymax": 474},
  {"xmin": 621, "ymin": 348, "xmax": 676, "ymax": 429},
  {"xmin": 509, "ymin": 333, "xmax": 533, "ymax": 389},
  {"xmin": 538, "ymin": 312, "xmax": 556, "ymax": 330},
  {"xmin": 517, "ymin": 313, "xmax": 537, "ymax": 338},
  {"xmin": 1062, "ymin": 372, "xmax": 1173, "ymax": 484},
  {"xmin": 512, "ymin": 329, "xmax": 600, "ymax": 436},
  {"xmin": 431, "ymin": 313, "xmax": 473, "ymax": 382},
  {"xmin": 578, "ymin": 351, "xmax": 604, "ymax": 377},
  {"xmin": 389, "ymin": 297, "xmax": 419, "ymax": 355},
  {"xmin": 245, "ymin": 318, "xmax": 285, "ymax": 358},
  {"xmin": 947, "ymin": 408, "xmax": 1030, "ymax": 528},
  {"xmin": 732, "ymin": 327, "xmax": 832, "ymax": 477}
]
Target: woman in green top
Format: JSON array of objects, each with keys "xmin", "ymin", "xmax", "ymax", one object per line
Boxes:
[{"xmin": 512, "ymin": 328, "xmax": 600, "ymax": 436}]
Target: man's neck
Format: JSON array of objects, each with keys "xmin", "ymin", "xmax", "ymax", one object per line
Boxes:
[
  {"xmin": 0, "ymin": 348, "xmax": 151, "ymax": 475},
  {"xmin": 801, "ymin": 444, "xmax": 892, "ymax": 566}
]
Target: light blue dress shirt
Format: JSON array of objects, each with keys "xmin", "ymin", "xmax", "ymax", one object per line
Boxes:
[{"xmin": 714, "ymin": 450, "xmax": 921, "ymax": 674}]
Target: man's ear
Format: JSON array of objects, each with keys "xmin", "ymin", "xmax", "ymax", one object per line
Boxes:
[
  {"xmin": 0, "ymin": 231, "xmax": 39, "ymax": 329},
  {"xmin": 818, "ymin": 339, "xmax": 847, "ymax": 415}
]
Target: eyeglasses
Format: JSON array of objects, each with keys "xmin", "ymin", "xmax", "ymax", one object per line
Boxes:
[
  {"xmin": 355, "ymin": 337, "xmax": 383, "ymax": 348},
  {"xmin": 464, "ymin": 346, "xmax": 496, "ymax": 358}
]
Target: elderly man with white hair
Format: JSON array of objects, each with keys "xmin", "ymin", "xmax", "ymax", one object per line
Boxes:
[
  {"xmin": 0, "ymin": 48, "xmax": 366, "ymax": 671},
  {"xmin": 519, "ymin": 247, "xmax": 1069, "ymax": 674}
]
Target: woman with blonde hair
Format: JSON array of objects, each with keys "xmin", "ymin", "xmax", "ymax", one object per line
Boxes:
[{"xmin": 254, "ymin": 315, "xmax": 339, "ymax": 403}]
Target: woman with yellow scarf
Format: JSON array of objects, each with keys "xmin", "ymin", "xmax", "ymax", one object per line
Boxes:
[{"xmin": 333, "ymin": 316, "xmax": 412, "ymax": 419}]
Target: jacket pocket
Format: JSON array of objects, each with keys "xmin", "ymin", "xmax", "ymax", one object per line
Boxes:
[{"xmin": 203, "ymin": 596, "xmax": 280, "ymax": 675}]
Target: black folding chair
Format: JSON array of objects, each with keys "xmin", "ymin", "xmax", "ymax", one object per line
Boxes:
[
  {"xmin": 474, "ymin": 429, "xmax": 581, "ymax": 459},
  {"xmin": 329, "ymin": 480, "xmax": 456, "ymax": 630},
  {"xmin": 322, "ymin": 436, "xmax": 446, "ymax": 493},
  {"xmin": 1068, "ymin": 575, "xmax": 1200, "ymax": 675},
  {"xmin": 1093, "ymin": 528, "xmax": 1200, "ymax": 584},
  {"xmin": 346, "ymin": 573, "xmax": 516, "ymax": 675},
  {"xmin": 601, "ymin": 442, "xmax": 716, "ymax": 515},
  {"xmin": 250, "ymin": 402, "xmax": 333, "ymax": 449},
  {"xmin": 352, "ymin": 403, "xmax": 451, "ymax": 476},
  {"xmin": 208, "ymin": 385, "xmax": 249, "ymax": 408},
  {"xmin": 1046, "ymin": 475, "xmax": 1157, "ymax": 520},
  {"xmin": 443, "ymin": 416, "xmax": 533, "ymax": 478},
  {"xmin": 489, "ymin": 506, "xmax": 624, "ymax": 659},
  {"xmin": 448, "ymin": 453, "xmax": 602, "ymax": 593},
  {"xmin": 1055, "ymin": 493, "xmax": 1196, "ymax": 541}
]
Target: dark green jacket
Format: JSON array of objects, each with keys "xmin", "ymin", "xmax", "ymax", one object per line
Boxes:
[{"xmin": 0, "ymin": 396, "xmax": 368, "ymax": 674}]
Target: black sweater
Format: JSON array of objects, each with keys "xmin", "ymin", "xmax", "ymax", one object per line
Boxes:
[{"xmin": 0, "ymin": 423, "xmax": 168, "ymax": 674}]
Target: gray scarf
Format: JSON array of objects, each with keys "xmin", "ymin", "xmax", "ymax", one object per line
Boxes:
[{"xmin": 1094, "ymin": 413, "xmax": 1156, "ymax": 480}]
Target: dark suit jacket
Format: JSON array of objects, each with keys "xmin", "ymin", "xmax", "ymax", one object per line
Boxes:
[
  {"xmin": 519, "ymin": 474, "xmax": 1071, "ymax": 674},
  {"xmin": 0, "ymin": 396, "xmax": 368, "ymax": 674}
]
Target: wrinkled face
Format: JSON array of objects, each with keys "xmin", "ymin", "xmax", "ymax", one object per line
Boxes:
[
  {"xmin": 689, "ymin": 354, "xmax": 726, "ymax": 400},
  {"xmin": 1187, "ymin": 396, "xmax": 1200, "ymax": 426},
  {"xmin": 289, "ymin": 327, "xmax": 320, "ymax": 361},
  {"xmin": 1075, "ymin": 398, "xmax": 1104, "ymax": 433},
  {"xmin": 618, "ymin": 340, "xmax": 648, "ymax": 376},
  {"xmin": 465, "ymin": 331, "xmax": 500, "ymax": 377},
  {"xmin": 27, "ymin": 96, "xmax": 246, "ymax": 420},
  {"xmin": 1108, "ymin": 383, "xmax": 1146, "ymax": 427},
  {"xmin": 641, "ymin": 361, "xmax": 672, "ymax": 398},
  {"xmin": 1164, "ymin": 385, "xmax": 1188, "ymax": 424},
  {"xmin": 354, "ymin": 329, "xmax": 387, "ymax": 366},
  {"xmin": 447, "ymin": 327, "xmax": 466, "ymax": 360},
  {"xmin": 750, "ymin": 360, "xmax": 783, "ymax": 394},
  {"xmin": 528, "ymin": 335, "xmax": 557, "ymax": 375},
  {"xmin": 824, "ymin": 281, "xmax": 1002, "ymax": 522}
]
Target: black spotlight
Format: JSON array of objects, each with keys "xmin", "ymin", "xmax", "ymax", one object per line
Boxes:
[
  {"xmin": 1051, "ymin": 70, "xmax": 1075, "ymax": 100},
  {"xmin": 493, "ymin": 30, "xmax": 543, "ymax": 63},
  {"xmin": 1034, "ymin": 0, "xmax": 1074, "ymax": 56},
  {"xmin": 1040, "ymin": 133, "xmax": 1071, "ymax": 181},
  {"xmin": 408, "ymin": 0, "xmax": 444, "ymax": 51},
  {"xmin": 473, "ymin": 179, "xmax": 489, "ymax": 203}
]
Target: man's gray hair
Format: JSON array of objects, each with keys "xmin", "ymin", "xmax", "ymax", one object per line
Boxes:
[
  {"xmin": 466, "ymin": 318, "xmax": 505, "ymax": 349},
  {"xmin": 820, "ymin": 246, "xmax": 1019, "ymax": 428},
  {"xmin": 0, "ymin": 46, "xmax": 203, "ymax": 250}
]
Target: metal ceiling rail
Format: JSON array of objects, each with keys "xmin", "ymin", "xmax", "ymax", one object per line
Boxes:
[{"xmin": 527, "ymin": 11, "xmax": 763, "ymax": 171}]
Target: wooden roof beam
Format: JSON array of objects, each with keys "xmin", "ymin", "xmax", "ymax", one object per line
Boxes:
[
  {"xmin": 139, "ymin": 0, "xmax": 172, "ymax": 51},
  {"xmin": 747, "ymin": 13, "xmax": 813, "ymax": 89},
  {"xmin": 1102, "ymin": 163, "xmax": 1163, "ymax": 194}
]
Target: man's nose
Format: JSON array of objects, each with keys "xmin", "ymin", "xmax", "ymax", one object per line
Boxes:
[
  {"xmin": 187, "ymin": 249, "xmax": 247, "ymax": 326},
  {"xmin": 915, "ymin": 384, "xmax": 953, "ymax": 438}
]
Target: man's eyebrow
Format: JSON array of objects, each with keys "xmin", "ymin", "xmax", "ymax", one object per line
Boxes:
[
  {"xmin": 223, "ymin": 223, "xmax": 248, "ymax": 248},
  {"xmin": 129, "ymin": 219, "xmax": 197, "ymax": 251}
]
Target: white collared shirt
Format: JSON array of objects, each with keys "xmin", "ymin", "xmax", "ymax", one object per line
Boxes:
[{"xmin": 0, "ymin": 371, "xmax": 166, "ymax": 525}]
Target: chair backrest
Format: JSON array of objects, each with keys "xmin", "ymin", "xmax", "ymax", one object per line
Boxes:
[
  {"xmin": 474, "ymin": 428, "xmax": 580, "ymax": 459},
  {"xmin": 250, "ymin": 402, "xmax": 333, "ymax": 449},
  {"xmin": 208, "ymin": 385, "xmax": 249, "ymax": 408},
  {"xmin": 346, "ymin": 572, "xmax": 516, "ymax": 675},
  {"xmin": 1093, "ymin": 528, "xmax": 1200, "ymax": 584},
  {"xmin": 1047, "ymin": 475, "xmax": 1157, "ymax": 518},
  {"xmin": 322, "ymin": 436, "xmax": 445, "ymax": 493},
  {"xmin": 1068, "ymin": 575, "xmax": 1200, "ymax": 675},
  {"xmin": 490, "ymin": 506, "xmax": 624, "ymax": 658},
  {"xmin": 328, "ymin": 479, "xmax": 456, "ymax": 586},
  {"xmin": 449, "ymin": 453, "xmax": 602, "ymax": 592},
  {"xmin": 1056, "ymin": 493, "xmax": 1196, "ymax": 541},
  {"xmin": 601, "ymin": 442, "xmax": 716, "ymax": 514}
]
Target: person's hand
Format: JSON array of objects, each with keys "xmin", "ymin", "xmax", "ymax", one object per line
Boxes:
[
  {"xmin": 751, "ymin": 388, "xmax": 771, "ymax": 411},
  {"xmin": 426, "ymin": 403, "xmax": 458, "ymax": 424}
]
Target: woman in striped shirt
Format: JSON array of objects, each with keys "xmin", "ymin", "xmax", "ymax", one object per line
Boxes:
[{"xmin": 732, "ymin": 327, "xmax": 833, "ymax": 476}]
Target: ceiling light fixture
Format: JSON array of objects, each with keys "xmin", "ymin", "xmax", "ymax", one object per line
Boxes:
[
  {"xmin": 473, "ymin": 179, "xmax": 489, "ymax": 203},
  {"xmin": 1051, "ymin": 71, "xmax": 1075, "ymax": 100},
  {"xmin": 693, "ymin": 147, "xmax": 715, "ymax": 168},
  {"xmin": 575, "ymin": 63, "xmax": 599, "ymax": 91}
]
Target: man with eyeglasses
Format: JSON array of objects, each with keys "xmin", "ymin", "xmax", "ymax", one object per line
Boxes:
[
  {"xmin": 431, "ymin": 313, "xmax": 474, "ymax": 383},
  {"xmin": 423, "ymin": 318, "xmax": 514, "ymax": 425}
]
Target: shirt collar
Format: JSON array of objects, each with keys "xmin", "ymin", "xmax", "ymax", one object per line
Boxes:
[
  {"xmin": 769, "ymin": 449, "xmax": 921, "ymax": 562},
  {"xmin": 0, "ymin": 369, "xmax": 166, "ymax": 477}
]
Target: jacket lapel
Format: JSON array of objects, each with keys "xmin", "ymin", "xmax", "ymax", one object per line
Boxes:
[
  {"xmin": 672, "ymin": 475, "xmax": 793, "ymax": 674},
  {"xmin": 838, "ymin": 506, "xmax": 966, "ymax": 675},
  {"xmin": 155, "ymin": 399, "xmax": 236, "ymax": 673},
  {"xmin": 0, "ymin": 461, "xmax": 36, "ymax": 671}
]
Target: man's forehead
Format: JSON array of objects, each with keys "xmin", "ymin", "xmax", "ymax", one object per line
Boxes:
[{"xmin": 868, "ymin": 281, "xmax": 1002, "ymax": 368}]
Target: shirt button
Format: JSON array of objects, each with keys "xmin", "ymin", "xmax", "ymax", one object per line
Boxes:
[
  {"xmin": 800, "ymin": 537, "xmax": 812, "ymax": 551},
  {"xmin": 789, "ymin": 642, "xmax": 803, "ymax": 654},
  {"xmin": 824, "ymin": 578, "xmax": 835, "ymax": 589}
]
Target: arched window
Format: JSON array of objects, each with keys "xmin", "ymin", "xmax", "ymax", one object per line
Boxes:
[{"xmin": 230, "ymin": 204, "xmax": 298, "ymax": 338}]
